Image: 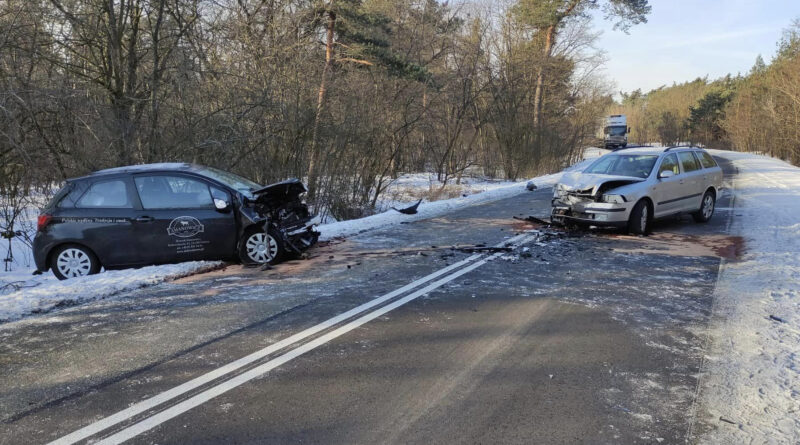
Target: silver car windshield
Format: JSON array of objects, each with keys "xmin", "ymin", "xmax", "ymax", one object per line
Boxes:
[{"xmin": 584, "ymin": 155, "xmax": 659, "ymax": 179}]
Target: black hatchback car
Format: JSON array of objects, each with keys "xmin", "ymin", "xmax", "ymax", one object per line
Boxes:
[{"xmin": 34, "ymin": 163, "xmax": 319, "ymax": 279}]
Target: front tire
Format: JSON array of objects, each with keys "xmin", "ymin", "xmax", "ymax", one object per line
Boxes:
[
  {"xmin": 239, "ymin": 226, "xmax": 284, "ymax": 265},
  {"xmin": 51, "ymin": 244, "xmax": 101, "ymax": 280},
  {"xmin": 628, "ymin": 200, "xmax": 651, "ymax": 235},
  {"xmin": 692, "ymin": 191, "xmax": 715, "ymax": 223}
]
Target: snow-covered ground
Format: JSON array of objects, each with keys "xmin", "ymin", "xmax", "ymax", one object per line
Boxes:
[
  {"xmin": 694, "ymin": 150, "xmax": 800, "ymax": 443},
  {"xmin": 371, "ymin": 173, "xmax": 520, "ymax": 213},
  {"xmin": 0, "ymin": 169, "xmax": 570, "ymax": 322},
  {"xmin": 318, "ymin": 172, "xmax": 561, "ymax": 240}
]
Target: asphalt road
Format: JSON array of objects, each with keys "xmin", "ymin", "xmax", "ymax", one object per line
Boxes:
[{"xmin": 0, "ymin": 159, "xmax": 738, "ymax": 445}]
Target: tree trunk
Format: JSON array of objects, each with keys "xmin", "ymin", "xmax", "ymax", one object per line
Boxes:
[
  {"xmin": 532, "ymin": 0, "xmax": 580, "ymax": 130},
  {"xmin": 532, "ymin": 24, "xmax": 556, "ymax": 129},
  {"xmin": 308, "ymin": 5, "xmax": 335, "ymax": 200}
]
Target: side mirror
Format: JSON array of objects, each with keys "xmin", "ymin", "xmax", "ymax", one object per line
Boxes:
[
  {"xmin": 658, "ymin": 170, "xmax": 674, "ymax": 179},
  {"xmin": 214, "ymin": 198, "xmax": 230, "ymax": 211}
]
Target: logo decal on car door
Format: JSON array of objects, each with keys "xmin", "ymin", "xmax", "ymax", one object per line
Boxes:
[{"xmin": 167, "ymin": 216, "xmax": 205, "ymax": 238}]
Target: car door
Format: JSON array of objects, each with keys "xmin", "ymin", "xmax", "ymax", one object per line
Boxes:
[
  {"xmin": 66, "ymin": 177, "xmax": 140, "ymax": 267},
  {"xmin": 676, "ymin": 151, "xmax": 705, "ymax": 211},
  {"xmin": 132, "ymin": 174, "xmax": 238, "ymax": 265},
  {"xmin": 652, "ymin": 153, "xmax": 684, "ymax": 217}
]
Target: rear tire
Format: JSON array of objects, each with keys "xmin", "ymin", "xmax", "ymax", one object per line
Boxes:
[
  {"xmin": 239, "ymin": 226, "xmax": 285, "ymax": 265},
  {"xmin": 692, "ymin": 191, "xmax": 715, "ymax": 223},
  {"xmin": 628, "ymin": 200, "xmax": 651, "ymax": 235},
  {"xmin": 50, "ymin": 244, "xmax": 101, "ymax": 280}
]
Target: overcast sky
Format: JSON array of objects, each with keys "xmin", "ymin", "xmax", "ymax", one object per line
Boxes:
[{"xmin": 591, "ymin": 0, "xmax": 798, "ymax": 95}]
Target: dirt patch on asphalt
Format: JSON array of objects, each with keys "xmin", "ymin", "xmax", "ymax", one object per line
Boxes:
[
  {"xmin": 610, "ymin": 233, "xmax": 745, "ymax": 260},
  {"xmin": 171, "ymin": 237, "xmax": 490, "ymax": 286}
]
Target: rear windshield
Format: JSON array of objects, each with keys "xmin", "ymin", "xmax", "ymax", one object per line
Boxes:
[{"xmin": 584, "ymin": 155, "xmax": 659, "ymax": 179}]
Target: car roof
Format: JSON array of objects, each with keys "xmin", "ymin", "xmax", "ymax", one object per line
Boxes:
[
  {"xmin": 608, "ymin": 146, "xmax": 705, "ymax": 156},
  {"xmin": 68, "ymin": 163, "xmax": 212, "ymax": 182}
]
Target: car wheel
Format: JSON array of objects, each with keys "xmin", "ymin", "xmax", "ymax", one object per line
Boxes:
[
  {"xmin": 628, "ymin": 200, "xmax": 650, "ymax": 235},
  {"xmin": 692, "ymin": 191, "xmax": 715, "ymax": 223},
  {"xmin": 51, "ymin": 244, "xmax": 101, "ymax": 280},
  {"xmin": 239, "ymin": 226, "xmax": 284, "ymax": 265}
]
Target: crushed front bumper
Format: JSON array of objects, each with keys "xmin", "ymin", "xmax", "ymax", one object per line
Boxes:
[
  {"xmin": 551, "ymin": 198, "xmax": 631, "ymax": 228},
  {"xmin": 279, "ymin": 216, "xmax": 321, "ymax": 253}
]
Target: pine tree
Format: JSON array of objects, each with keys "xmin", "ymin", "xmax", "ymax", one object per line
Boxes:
[{"xmin": 305, "ymin": 0, "xmax": 427, "ymax": 199}]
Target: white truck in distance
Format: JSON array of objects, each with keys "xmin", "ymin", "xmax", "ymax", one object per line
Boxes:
[{"xmin": 604, "ymin": 115, "xmax": 629, "ymax": 150}]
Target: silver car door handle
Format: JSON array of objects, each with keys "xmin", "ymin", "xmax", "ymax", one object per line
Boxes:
[{"xmin": 135, "ymin": 216, "xmax": 154, "ymax": 223}]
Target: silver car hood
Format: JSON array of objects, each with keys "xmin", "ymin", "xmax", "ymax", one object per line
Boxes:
[{"xmin": 558, "ymin": 172, "xmax": 645, "ymax": 196}]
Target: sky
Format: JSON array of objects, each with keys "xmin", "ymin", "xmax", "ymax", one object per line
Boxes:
[{"xmin": 590, "ymin": 0, "xmax": 799, "ymax": 95}]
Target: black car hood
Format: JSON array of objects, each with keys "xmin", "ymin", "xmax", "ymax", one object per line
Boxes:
[{"xmin": 252, "ymin": 179, "xmax": 306, "ymax": 201}]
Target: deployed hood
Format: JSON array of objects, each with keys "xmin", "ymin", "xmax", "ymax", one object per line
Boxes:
[{"xmin": 557, "ymin": 172, "xmax": 645, "ymax": 196}]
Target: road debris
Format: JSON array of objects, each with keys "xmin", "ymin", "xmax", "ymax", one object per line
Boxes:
[
  {"xmin": 454, "ymin": 246, "xmax": 513, "ymax": 254},
  {"xmin": 391, "ymin": 199, "xmax": 423, "ymax": 215}
]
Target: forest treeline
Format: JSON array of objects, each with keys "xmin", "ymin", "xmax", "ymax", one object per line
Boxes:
[
  {"xmin": 0, "ymin": 0, "xmax": 651, "ymax": 221},
  {"xmin": 609, "ymin": 20, "xmax": 800, "ymax": 166}
]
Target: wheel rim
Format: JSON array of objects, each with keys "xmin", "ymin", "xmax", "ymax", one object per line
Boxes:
[
  {"xmin": 702, "ymin": 195, "xmax": 714, "ymax": 219},
  {"xmin": 56, "ymin": 248, "xmax": 92, "ymax": 278},
  {"xmin": 640, "ymin": 205, "xmax": 648, "ymax": 231},
  {"xmin": 245, "ymin": 232, "xmax": 278, "ymax": 263}
]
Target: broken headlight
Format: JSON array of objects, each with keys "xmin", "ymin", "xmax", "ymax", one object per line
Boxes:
[
  {"xmin": 601, "ymin": 194, "xmax": 626, "ymax": 204},
  {"xmin": 553, "ymin": 184, "xmax": 566, "ymax": 198}
]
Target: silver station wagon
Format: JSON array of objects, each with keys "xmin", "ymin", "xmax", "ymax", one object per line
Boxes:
[{"xmin": 551, "ymin": 147, "xmax": 723, "ymax": 234}]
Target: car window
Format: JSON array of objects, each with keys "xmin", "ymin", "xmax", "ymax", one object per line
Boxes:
[
  {"xmin": 678, "ymin": 151, "xmax": 701, "ymax": 173},
  {"xmin": 659, "ymin": 154, "xmax": 680, "ymax": 176},
  {"xmin": 135, "ymin": 175, "xmax": 214, "ymax": 209},
  {"xmin": 53, "ymin": 182, "xmax": 86, "ymax": 208},
  {"xmin": 210, "ymin": 186, "xmax": 229, "ymax": 202},
  {"xmin": 697, "ymin": 151, "xmax": 717, "ymax": 168},
  {"xmin": 76, "ymin": 180, "xmax": 132, "ymax": 208}
]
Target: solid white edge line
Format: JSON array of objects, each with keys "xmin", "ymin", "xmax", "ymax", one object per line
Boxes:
[
  {"xmin": 96, "ymin": 251, "xmax": 510, "ymax": 445},
  {"xmin": 49, "ymin": 232, "xmax": 531, "ymax": 445}
]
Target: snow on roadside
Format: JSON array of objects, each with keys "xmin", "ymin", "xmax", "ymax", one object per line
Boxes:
[
  {"xmin": 0, "ymin": 261, "xmax": 224, "ymax": 322},
  {"xmin": 370, "ymin": 173, "xmax": 519, "ymax": 213},
  {"xmin": 695, "ymin": 150, "xmax": 800, "ymax": 443},
  {"xmin": 318, "ymin": 173, "xmax": 561, "ymax": 240}
]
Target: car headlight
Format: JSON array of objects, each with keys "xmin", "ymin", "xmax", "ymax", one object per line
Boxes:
[
  {"xmin": 553, "ymin": 184, "xmax": 565, "ymax": 198},
  {"xmin": 602, "ymin": 194, "xmax": 626, "ymax": 204}
]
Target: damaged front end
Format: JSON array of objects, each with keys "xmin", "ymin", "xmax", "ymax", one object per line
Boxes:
[
  {"xmin": 551, "ymin": 173, "xmax": 643, "ymax": 227},
  {"xmin": 241, "ymin": 179, "xmax": 320, "ymax": 258}
]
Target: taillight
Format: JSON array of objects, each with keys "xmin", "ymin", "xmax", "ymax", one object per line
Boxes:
[{"xmin": 37, "ymin": 214, "xmax": 52, "ymax": 232}]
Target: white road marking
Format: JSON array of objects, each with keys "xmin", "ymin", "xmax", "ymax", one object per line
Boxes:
[
  {"xmin": 95, "ymin": 251, "xmax": 512, "ymax": 445},
  {"xmin": 49, "ymin": 233, "xmax": 532, "ymax": 445}
]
